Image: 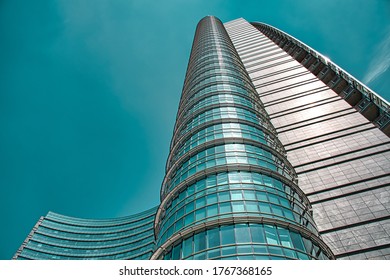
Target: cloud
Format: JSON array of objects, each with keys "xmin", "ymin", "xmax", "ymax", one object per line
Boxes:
[{"xmin": 363, "ymin": 28, "xmax": 390, "ymax": 85}]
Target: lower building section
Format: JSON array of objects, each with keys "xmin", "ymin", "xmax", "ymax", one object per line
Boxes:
[
  {"xmin": 152, "ymin": 219, "xmax": 333, "ymax": 260},
  {"xmin": 13, "ymin": 208, "xmax": 156, "ymax": 260}
]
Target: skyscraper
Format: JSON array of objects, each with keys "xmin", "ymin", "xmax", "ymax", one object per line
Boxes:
[{"xmin": 13, "ymin": 16, "xmax": 389, "ymax": 260}]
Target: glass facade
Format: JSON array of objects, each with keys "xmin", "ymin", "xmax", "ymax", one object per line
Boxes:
[
  {"xmin": 13, "ymin": 208, "xmax": 156, "ymax": 260},
  {"xmin": 152, "ymin": 16, "xmax": 333, "ymax": 260},
  {"xmin": 15, "ymin": 15, "xmax": 389, "ymax": 260}
]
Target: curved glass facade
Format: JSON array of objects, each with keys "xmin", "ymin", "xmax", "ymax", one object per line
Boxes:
[
  {"xmin": 14, "ymin": 15, "xmax": 357, "ymax": 260},
  {"xmin": 152, "ymin": 16, "xmax": 334, "ymax": 260},
  {"xmin": 13, "ymin": 208, "xmax": 156, "ymax": 260}
]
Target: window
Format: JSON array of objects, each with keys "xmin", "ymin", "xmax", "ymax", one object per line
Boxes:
[
  {"xmin": 232, "ymin": 202, "xmax": 245, "ymax": 212},
  {"xmin": 207, "ymin": 227, "xmax": 220, "ymax": 248},
  {"xmin": 194, "ymin": 231, "xmax": 206, "ymax": 252},
  {"xmin": 277, "ymin": 228, "xmax": 293, "ymax": 248},
  {"xmin": 264, "ymin": 225, "xmax": 280, "ymax": 245},
  {"xmin": 207, "ymin": 204, "xmax": 218, "ymax": 216},
  {"xmin": 182, "ymin": 237, "xmax": 193, "ymax": 258},
  {"xmin": 290, "ymin": 231, "xmax": 305, "ymax": 252},
  {"xmin": 221, "ymin": 225, "xmax": 235, "ymax": 245},
  {"xmin": 235, "ymin": 224, "xmax": 251, "ymax": 243},
  {"xmin": 220, "ymin": 202, "xmax": 232, "ymax": 214},
  {"xmin": 231, "ymin": 191, "xmax": 243, "ymax": 200},
  {"xmin": 195, "ymin": 208, "xmax": 206, "ymax": 220}
]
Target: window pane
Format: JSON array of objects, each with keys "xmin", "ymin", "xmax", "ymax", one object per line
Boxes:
[
  {"xmin": 207, "ymin": 248, "xmax": 220, "ymax": 259},
  {"xmin": 302, "ymin": 237, "xmax": 313, "ymax": 254},
  {"xmin": 207, "ymin": 204, "xmax": 218, "ymax": 216},
  {"xmin": 207, "ymin": 227, "xmax": 220, "ymax": 248},
  {"xmin": 218, "ymin": 191, "xmax": 230, "ymax": 202},
  {"xmin": 232, "ymin": 202, "xmax": 245, "ymax": 212},
  {"xmin": 219, "ymin": 202, "xmax": 232, "ymax": 213},
  {"xmin": 184, "ymin": 213, "xmax": 194, "ymax": 226},
  {"xmin": 172, "ymin": 243, "xmax": 181, "ymax": 260},
  {"xmin": 194, "ymin": 231, "xmax": 206, "ymax": 252},
  {"xmin": 207, "ymin": 193, "xmax": 217, "ymax": 204},
  {"xmin": 264, "ymin": 225, "xmax": 280, "ymax": 245},
  {"xmin": 195, "ymin": 208, "xmax": 206, "ymax": 220},
  {"xmin": 235, "ymin": 224, "xmax": 251, "ymax": 243},
  {"xmin": 268, "ymin": 246, "xmax": 283, "ymax": 256},
  {"xmin": 231, "ymin": 191, "xmax": 243, "ymax": 200},
  {"xmin": 246, "ymin": 201, "xmax": 258, "ymax": 212},
  {"xmin": 278, "ymin": 228, "xmax": 293, "ymax": 248},
  {"xmin": 185, "ymin": 201, "xmax": 194, "ymax": 213},
  {"xmin": 250, "ymin": 224, "xmax": 265, "ymax": 243},
  {"xmin": 182, "ymin": 237, "xmax": 193, "ymax": 258},
  {"xmin": 221, "ymin": 225, "xmax": 235, "ymax": 245},
  {"xmin": 195, "ymin": 197, "xmax": 206, "ymax": 208},
  {"xmin": 290, "ymin": 231, "xmax": 305, "ymax": 251},
  {"xmin": 221, "ymin": 246, "xmax": 236, "ymax": 256},
  {"xmin": 259, "ymin": 202, "xmax": 271, "ymax": 213},
  {"xmin": 243, "ymin": 190, "xmax": 256, "ymax": 200}
]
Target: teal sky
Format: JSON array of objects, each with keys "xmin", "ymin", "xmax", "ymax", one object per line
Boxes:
[{"xmin": 1, "ymin": 0, "xmax": 389, "ymax": 259}]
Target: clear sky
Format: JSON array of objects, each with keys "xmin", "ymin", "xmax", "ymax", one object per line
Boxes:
[{"xmin": 1, "ymin": 0, "xmax": 389, "ymax": 259}]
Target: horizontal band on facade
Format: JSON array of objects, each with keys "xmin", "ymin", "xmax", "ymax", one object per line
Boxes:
[
  {"xmin": 172, "ymin": 103, "xmax": 271, "ymax": 141},
  {"xmin": 284, "ymin": 122, "xmax": 374, "ymax": 150},
  {"xmin": 156, "ymin": 163, "xmax": 310, "ymax": 236},
  {"xmin": 175, "ymin": 90, "xmax": 266, "ymax": 127},
  {"xmin": 163, "ymin": 137, "xmax": 296, "ymax": 193},
  {"xmin": 168, "ymin": 117, "xmax": 279, "ymax": 156},
  {"xmin": 151, "ymin": 216, "xmax": 335, "ymax": 260}
]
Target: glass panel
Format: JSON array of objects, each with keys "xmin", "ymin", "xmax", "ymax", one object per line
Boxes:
[
  {"xmin": 185, "ymin": 201, "xmax": 194, "ymax": 213},
  {"xmin": 256, "ymin": 192, "xmax": 268, "ymax": 201},
  {"xmin": 195, "ymin": 197, "xmax": 206, "ymax": 208},
  {"xmin": 231, "ymin": 191, "xmax": 243, "ymax": 200},
  {"xmin": 195, "ymin": 208, "xmax": 206, "ymax": 220},
  {"xmin": 221, "ymin": 225, "xmax": 235, "ymax": 245},
  {"xmin": 253, "ymin": 245, "xmax": 268, "ymax": 254},
  {"xmin": 184, "ymin": 213, "xmax": 194, "ymax": 226},
  {"xmin": 207, "ymin": 227, "xmax": 220, "ymax": 248},
  {"xmin": 237, "ymin": 245, "xmax": 252, "ymax": 254},
  {"xmin": 172, "ymin": 243, "xmax": 181, "ymax": 260},
  {"xmin": 232, "ymin": 202, "xmax": 245, "ymax": 212},
  {"xmin": 194, "ymin": 231, "xmax": 206, "ymax": 252},
  {"xmin": 264, "ymin": 225, "xmax": 280, "ymax": 245},
  {"xmin": 243, "ymin": 190, "xmax": 256, "ymax": 200},
  {"xmin": 297, "ymin": 252, "xmax": 310, "ymax": 260},
  {"xmin": 278, "ymin": 228, "xmax": 293, "ymax": 248},
  {"xmin": 207, "ymin": 204, "xmax": 218, "ymax": 216},
  {"xmin": 290, "ymin": 231, "xmax": 305, "ymax": 252},
  {"xmin": 219, "ymin": 202, "xmax": 232, "ymax": 214},
  {"xmin": 259, "ymin": 202, "xmax": 271, "ymax": 213},
  {"xmin": 182, "ymin": 237, "xmax": 193, "ymax": 258},
  {"xmin": 218, "ymin": 191, "xmax": 230, "ymax": 202},
  {"xmin": 235, "ymin": 224, "xmax": 251, "ymax": 243},
  {"xmin": 250, "ymin": 224, "xmax": 265, "ymax": 243},
  {"xmin": 268, "ymin": 246, "xmax": 283, "ymax": 256},
  {"xmin": 193, "ymin": 252, "xmax": 206, "ymax": 260},
  {"xmin": 221, "ymin": 246, "xmax": 236, "ymax": 256},
  {"xmin": 302, "ymin": 237, "xmax": 313, "ymax": 254},
  {"xmin": 283, "ymin": 248, "xmax": 297, "ymax": 259},
  {"xmin": 246, "ymin": 201, "xmax": 258, "ymax": 212},
  {"xmin": 207, "ymin": 193, "xmax": 217, "ymax": 204},
  {"xmin": 207, "ymin": 248, "xmax": 220, "ymax": 259}
]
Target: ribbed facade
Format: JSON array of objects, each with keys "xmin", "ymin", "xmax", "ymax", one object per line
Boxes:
[
  {"xmin": 152, "ymin": 16, "xmax": 333, "ymax": 260},
  {"xmin": 13, "ymin": 208, "xmax": 156, "ymax": 260},
  {"xmin": 13, "ymin": 16, "xmax": 389, "ymax": 260},
  {"xmin": 224, "ymin": 18, "xmax": 390, "ymax": 260}
]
